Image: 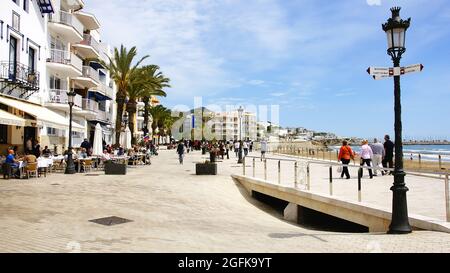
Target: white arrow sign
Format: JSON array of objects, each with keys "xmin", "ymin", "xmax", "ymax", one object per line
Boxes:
[{"xmin": 367, "ymin": 64, "xmax": 423, "ymax": 80}]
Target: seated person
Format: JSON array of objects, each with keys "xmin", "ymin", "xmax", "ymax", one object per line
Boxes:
[
  {"xmin": 23, "ymin": 151, "xmax": 37, "ymax": 164},
  {"xmin": 42, "ymin": 146, "xmax": 52, "ymax": 157},
  {"xmin": 101, "ymin": 150, "xmax": 111, "ymax": 161},
  {"xmin": 78, "ymin": 148, "xmax": 88, "ymax": 159},
  {"xmin": 5, "ymin": 150, "xmax": 20, "ymax": 177},
  {"xmin": 117, "ymin": 147, "xmax": 124, "ymax": 156}
]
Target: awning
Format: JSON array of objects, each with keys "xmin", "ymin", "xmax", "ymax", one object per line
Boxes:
[
  {"xmin": 88, "ymin": 91, "xmax": 111, "ymax": 101},
  {"xmin": 0, "ymin": 109, "xmax": 26, "ymax": 126},
  {"xmin": 0, "ymin": 96, "xmax": 85, "ymax": 132}
]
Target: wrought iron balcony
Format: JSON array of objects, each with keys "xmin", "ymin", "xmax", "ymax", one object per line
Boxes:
[
  {"xmin": 48, "ymin": 89, "xmax": 83, "ymax": 108},
  {"xmin": 0, "ymin": 61, "xmax": 40, "ymax": 93}
]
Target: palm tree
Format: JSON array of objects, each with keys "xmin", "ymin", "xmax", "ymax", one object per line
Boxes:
[
  {"xmin": 149, "ymin": 105, "xmax": 171, "ymax": 140},
  {"xmin": 125, "ymin": 67, "xmax": 168, "ymax": 144},
  {"xmin": 100, "ymin": 44, "xmax": 148, "ymax": 147},
  {"xmin": 140, "ymin": 65, "xmax": 170, "ymax": 135}
]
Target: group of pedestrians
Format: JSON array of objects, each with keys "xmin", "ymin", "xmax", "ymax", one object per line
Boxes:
[{"xmin": 338, "ymin": 135, "xmax": 395, "ymax": 179}]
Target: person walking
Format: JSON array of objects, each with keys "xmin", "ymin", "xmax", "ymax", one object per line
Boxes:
[
  {"xmin": 369, "ymin": 138, "xmax": 385, "ymax": 176},
  {"xmin": 359, "ymin": 140, "xmax": 374, "ymax": 179},
  {"xmin": 382, "ymin": 134, "xmax": 394, "ymax": 175},
  {"xmin": 338, "ymin": 140, "xmax": 354, "ymax": 179},
  {"xmin": 234, "ymin": 141, "xmax": 239, "ymax": 157},
  {"xmin": 177, "ymin": 141, "xmax": 185, "ymax": 164},
  {"xmin": 243, "ymin": 141, "xmax": 249, "ymax": 157},
  {"xmin": 260, "ymin": 139, "xmax": 268, "ymax": 161}
]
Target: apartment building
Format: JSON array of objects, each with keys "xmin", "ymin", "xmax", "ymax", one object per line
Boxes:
[
  {"xmin": 136, "ymin": 95, "xmax": 160, "ymax": 139},
  {"xmin": 210, "ymin": 111, "xmax": 257, "ymax": 141},
  {"xmin": 0, "ymin": 0, "xmax": 116, "ymax": 154}
]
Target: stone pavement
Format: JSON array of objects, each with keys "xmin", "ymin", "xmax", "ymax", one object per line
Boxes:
[{"xmin": 0, "ymin": 149, "xmax": 449, "ymax": 252}]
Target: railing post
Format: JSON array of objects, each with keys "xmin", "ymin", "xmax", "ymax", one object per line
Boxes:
[
  {"xmin": 243, "ymin": 156, "xmax": 246, "ymax": 175},
  {"xmin": 252, "ymin": 157, "xmax": 255, "ymax": 177},
  {"xmin": 278, "ymin": 160, "xmax": 281, "ymax": 184},
  {"xmin": 264, "ymin": 159, "xmax": 267, "ymax": 180},
  {"xmin": 358, "ymin": 167, "xmax": 362, "ymax": 202},
  {"xmin": 445, "ymin": 173, "xmax": 450, "ymax": 222},
  {"xmin": 306, "ymin": 162, "xmax": 310, "ymax": 190},
  {"xmin": 439, "ymin": 155, "xmax": 442, "ymax": 170},
  {"xmin": 294, "ymin": 161, "xmax": 298, "ymax": 188},
  {"xmin": 329, "ymin": 165, "xmax": 333, "ymax": 196},
  {"xmin": 322, "ymin": 149, "xmax": 325, "ymax": 160},
  {"xmin": 419, "ymin": 154, "xmax": 422, "ymax": 169}
]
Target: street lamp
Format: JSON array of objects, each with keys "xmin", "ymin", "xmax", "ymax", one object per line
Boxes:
[
  {"xmin": 382, "ymin": 7, "xmax": 412, "ymax": 234},
  {"xmin": 65, "ymin": 90, "xmax": 76, "ymax": 174},
  {"xmin": 123, "ymin": 111, "xmax": 129, "ymax": 129},
  {"xmin": 237, "ymin": 106, "xmax": 244, "ymax": 164}
]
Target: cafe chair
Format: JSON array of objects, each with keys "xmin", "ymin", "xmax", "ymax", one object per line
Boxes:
[{"xmin": 25, "ymin": 162, "xmax": 38, "ymax": 179}]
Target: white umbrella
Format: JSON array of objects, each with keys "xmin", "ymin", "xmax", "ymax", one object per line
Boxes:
[
  {"xmin": 121, "ymin": 126, "xmax": 132, "ymax": 149},
  {"xmin": 92, "ymin": 123, "xmax": 103, "ymax": 155}
]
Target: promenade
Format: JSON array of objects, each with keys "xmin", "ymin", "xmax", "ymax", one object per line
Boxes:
[{"xmin": 0, "ymin": 149, "xmax": 449, "ymax": 252}]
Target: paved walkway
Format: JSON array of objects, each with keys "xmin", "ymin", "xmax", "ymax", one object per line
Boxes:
[{"xmin": 0, "ymin": 149, "xmax": 449, "ymax": 252}]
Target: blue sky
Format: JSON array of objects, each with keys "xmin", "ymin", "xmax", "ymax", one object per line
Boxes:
[{"xmin": 86, "ymin": 0, "xmax": 450, "ymax": 139}]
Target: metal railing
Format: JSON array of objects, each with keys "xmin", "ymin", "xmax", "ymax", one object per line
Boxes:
[
  {"xmin": 0, "ymin": 61, "xmax": 40, "ymax": 90},
  {"xmin": 82, "ymin": 66, "xmax": 100, "ymax": 83},
  {"xmin": 48, "ymin": 10, "xmax": 84, "ymax": 37},
  {"xmin": 241, "ymin": 154, "xmax": 450, "ymax": 222},
  {"xmin": 80, "ymin": 34, "xmax": 100, "ymax": 53},
  {"xmin": 47, "ymin": 49, "xmax": 83, "ymax": 72},
  {"xmin": 82, "ymin": 98, "xmax": 98, "ymax": 113},
  {"xmin": 48, "ymin": 89, "xmax": 82, "ymax": 108}
]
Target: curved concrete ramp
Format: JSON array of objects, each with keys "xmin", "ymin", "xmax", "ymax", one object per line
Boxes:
[{"xmin": 232, "ymin": 174, "xmax": 450, "ymax": 233}]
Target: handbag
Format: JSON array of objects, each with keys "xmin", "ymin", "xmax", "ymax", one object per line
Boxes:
[{"xmin": 337, "ymin": 166, "xmax": 343, "ymax": 173}]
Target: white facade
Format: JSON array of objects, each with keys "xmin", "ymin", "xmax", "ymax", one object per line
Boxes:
[
  {"xmin": 0, "ymin": 0, "xmax": 116, "ymax": 153},
  {"xmin": 211, "ymin": 111, "xmax": 257, "ymax": 141}
]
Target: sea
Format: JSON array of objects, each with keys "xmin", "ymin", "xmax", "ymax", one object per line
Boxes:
[{"xmin": 330, "ymin": 144, "xmax": 450, "ymax": 162}]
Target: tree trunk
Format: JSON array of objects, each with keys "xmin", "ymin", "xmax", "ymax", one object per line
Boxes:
[
  {"xmin": 115, "ymin": 92, "xmax": 126, "ymax": 147},
  {"xmin": 126, "ymin": 99, "xmax": 137, "ymax": 145},
  {"xmin": 143, "ymin": 96, "xmax": 150, "ymax": 136}
]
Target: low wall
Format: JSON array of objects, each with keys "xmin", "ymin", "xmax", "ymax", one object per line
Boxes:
[{"xmin": 232, "ymin": 174, "xmax": 450, "ymax": 233}]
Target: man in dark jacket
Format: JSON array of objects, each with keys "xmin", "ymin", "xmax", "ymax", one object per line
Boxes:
[
  {"xmin": 382, "ymin": 134, "xmax": 394, "ymax": 175},
  {"xmin": 80, "ymin": 138, "xmax": 91, "ymax": 155},
  {"xmin": 177, "ymin": 141, "xmax": 185, "ymax": 164}
]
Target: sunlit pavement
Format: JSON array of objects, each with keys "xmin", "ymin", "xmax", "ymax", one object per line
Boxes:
[{"xmin": 0, "ymin": 149, "xmax": 449, "ymax": 253}]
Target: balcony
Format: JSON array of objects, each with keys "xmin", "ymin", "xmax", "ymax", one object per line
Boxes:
[
  {"xmin": 74, "ymin": 11, "xmax": 100, "ymax": 30},
  {"xmin": 46, "ymin": 89, "xmax": 83, "ymax": 111},
  {"xmin": 0, "ymin": 61, "xmax": 40, "ymax": 99},
  {"xmin": 91, "ymin": 109, "xmax": 112, "ymax": 124},
  {"xmin": 48, "ymin": 10, "xmax": 84, "ymax": 43},
  {"xmin": 73, "ymin": 66, "xmax": 99, "ymax": 88},
  {"xmin": 72, "ymin": 34, "xmax": 100, "ymax": 59},
  {"xmin": 90, "ymin": 83, "xmax": 114, "ymax": 100},
  {"xmin": 46, "ymin": 49, "xmax": 82, "ymax": 77}
]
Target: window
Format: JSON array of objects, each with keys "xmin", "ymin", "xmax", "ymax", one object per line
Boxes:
[
  {"xmin": 0, "ymin": 124, "xmax": 7, "ymax": 144},
  {"xmin": 23, "ymin": 0, "xmax": 28, "ymax": 12},
  {"xmin": 12, "ymin": 11, "xmax": 20, "ymax": 32},
  {"xmin": 12, "ymin": 0, "xmax": 19, "ymax": 5},
  {"xmin": 47, "ymin": 127, "xmax": 57, "ymax": 136},
  {"xmin": 28, "ymin": 47, "xmax": 36, "ymax": 72}
]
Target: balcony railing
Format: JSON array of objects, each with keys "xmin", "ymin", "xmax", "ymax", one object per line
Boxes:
[
  {"xmin": 79, "ymin": 34, "xmax": 100, "ymax": 53},
  {"xmin": 48, "ymin": 49, "xmax": 83, "ymax": 72},
  {"xmin": 82, "ymin": 98, "xmax": 98, "ymax": 113},
  {"xmin": 48, "ymin": 89, "xmax": 82, "ymax": 108},
  {"xmin": 0, "ymin": 61, "xmax": 40, "ymax": 91},
  {"xmin": 82, "ymin": 66, "xmax": 100, "ymax": 83},
  {"xmin": 48, "ymin": 10, "xmax": 84, "ymax": 37}
]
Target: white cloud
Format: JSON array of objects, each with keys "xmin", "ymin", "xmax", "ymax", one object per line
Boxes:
[
  {"xmin": 366, "ymin": 0, "xmax": 382, "ymax": 6},
  {"xmin": 270, "ymin": 92, "xmax": 286, "ymax": 97}
]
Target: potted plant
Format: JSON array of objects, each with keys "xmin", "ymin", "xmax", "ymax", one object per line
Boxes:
[
  {"xmin": 104, "ymin": 160, "xmax": 127, "ymax": 175},
  {"xmin": 195, "ymin": 160, "xmax": 217, "ymax": 175}
]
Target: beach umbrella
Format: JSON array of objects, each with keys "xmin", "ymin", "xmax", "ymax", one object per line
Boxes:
[
  {"xmin": 92, "ymin": 123, "xmax": 103, "ymax": 156},
  {"xmin": 120, "ymin": 127, "xmax": 132, "ymax": 149}
]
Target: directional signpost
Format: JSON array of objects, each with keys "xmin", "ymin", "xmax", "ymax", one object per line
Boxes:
[{"xmin": 367, "ymin": 64, "xmax": 423, "ymax": 80}]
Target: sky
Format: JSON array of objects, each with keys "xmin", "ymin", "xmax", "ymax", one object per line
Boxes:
[{"xmin": 85, "ymin": 0, "xmax": 450, "ymax": 140}]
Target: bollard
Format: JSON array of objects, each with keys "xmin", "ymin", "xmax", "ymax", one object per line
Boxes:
[
  {"xmin": 252, "ymin": 158, "xmax": 255, "ymax": 177},
  {"xmin": 445, "ymin": 174, "xmax": 450, "ymax": 222},
  {"xmin": 294, "ymin": 161, "xmax": 298, "ymax": 187},
  {"xmin": 358, "ymin": 167, "xmax": 362, "ymax": 202},
  {"xmin": 329, "ymin": 165, "xmax": 333, "ymax": 196},
  {"xmin": 278, "ymin": 160, "xmax": 281, "ymax": 184},
  {"xmin": 243, "ymin": 156, "xmax": 246, "ymax": 175},
  {"xmin": 264, "ymin": 159, "xmax": 267, "ymax": 180},
  {"xmin": 307, "ymin": 163, "xmax": 311, "ymax": 190}
]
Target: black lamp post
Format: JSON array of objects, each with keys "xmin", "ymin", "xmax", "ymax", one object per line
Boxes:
[
  {"xmin": 237, "ymin": 106, "xmax": 244, "ymax": 164},
  {"xmin": 382, "ymin": 7, "xmax": 412, "ymax": 234},
  {"xmin": 65, "ymin": 90, "xmax": 76, "ymax": 174}
]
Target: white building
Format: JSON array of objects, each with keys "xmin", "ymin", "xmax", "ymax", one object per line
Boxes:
[
  {"xmin": 210, "ymin": 111, "xmax": 257, "ymax": 141},
  {"xmin": 0, "ymin": 0, "xmax": 116, "ymax": 154}
]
